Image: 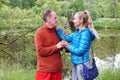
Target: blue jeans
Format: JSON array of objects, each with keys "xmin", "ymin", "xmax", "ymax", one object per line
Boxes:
[{"xmin": 72, "ymin": 61, "xmax": 92, "ymax": 80}]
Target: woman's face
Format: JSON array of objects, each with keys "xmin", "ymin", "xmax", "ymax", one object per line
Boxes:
[{"xmin": 73, "ymin": 14, "xmax": 82, "ymax": 28}]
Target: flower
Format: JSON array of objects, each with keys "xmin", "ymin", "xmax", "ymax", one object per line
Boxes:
[
  {"xmin": 56, "ymin": 21, "xmax": 70, "ymax": 40},
  {"xmin": 64, "ymin": 22, "xmax": 67, "ymax": 29},
  {"xmin": 64, "ymin": 32, "xmax": 68, "ymax": 36},
  {"xmin": 63, "ymin": 21, "xmax": 69, "ymax": 36}
]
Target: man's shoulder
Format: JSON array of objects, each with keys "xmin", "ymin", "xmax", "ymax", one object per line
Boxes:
[
  {"xmin": 34, "ymin": 27, "xmax": 45, "ymax": 38},
  {"xmin": 36, "ymin": 27, "xmax": 42, "ymax": 32},
  {"xmin": 36, "ymin": 26, "xmax": 45, "ymax": 34}
]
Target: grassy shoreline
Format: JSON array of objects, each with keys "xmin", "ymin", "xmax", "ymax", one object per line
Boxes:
[{"xmin": 0, "ymin": 68, "xmax": 120, "ymax": 80}]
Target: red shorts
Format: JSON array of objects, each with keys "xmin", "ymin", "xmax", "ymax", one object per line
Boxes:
[{"xmin": 35, "ymin": 70, "xmax": 62, "ymax": 80}]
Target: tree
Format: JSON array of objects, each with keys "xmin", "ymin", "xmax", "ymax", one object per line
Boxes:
[
  {"xmin": 9, "ymin": 0, "xmax": 36, "ymax": 9},
  {"xmin": 0, "ymin": 0, "xmax": 9, "ymax": 8},
  {"xmin": 114, "ymin": 0, "xmax": 117, "ymax": 23},
  {"xmin": 58, "ymin": 1, "xmax": 71, "ymax": 16},
  {"xmin": 85, "ymin": 0, "xmax": 115, "ymax": 19},
  {"xmin": 35, "ymin": 0, "xmax": 62, "ymax": 15},
  {"xmin": 117, "ymin": 2, "xmax": 120, "ymax": 18},
  {"xmin": 69, "ymin": 0, "xmax": 85, "ymax": 14}
]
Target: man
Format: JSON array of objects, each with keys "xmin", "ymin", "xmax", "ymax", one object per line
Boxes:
[{"xmin": 34, "ymin": 9, "xmax": 63, "ymax": 80}]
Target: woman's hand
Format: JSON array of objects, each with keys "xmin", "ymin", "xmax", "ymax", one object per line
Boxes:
[{"xmin": 61, "ymin": 40, "xmax": 69, "ymax": 48}]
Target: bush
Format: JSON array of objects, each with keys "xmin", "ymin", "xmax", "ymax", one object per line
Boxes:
[
  {"xmin": 94, "ymin": 18, "xmax": 120, "ymax": 29},
  {"xmin": 0, "ymin": 5, "xmax": 42, "ymax": 29}
]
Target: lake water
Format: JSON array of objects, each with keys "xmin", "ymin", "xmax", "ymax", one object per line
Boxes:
[{"xmin": 95, "ymin": 53, "xmax": 120, "ymax": 69}]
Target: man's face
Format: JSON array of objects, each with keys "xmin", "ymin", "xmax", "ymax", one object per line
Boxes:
[{"xmin": 47, "ymin": 11, "xmax": 58, "ymax": 28}]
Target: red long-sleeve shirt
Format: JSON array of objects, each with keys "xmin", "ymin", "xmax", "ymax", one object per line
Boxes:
[{"xmin": 34, "ymin": 24, "xmax": 63, "ymax": 72}]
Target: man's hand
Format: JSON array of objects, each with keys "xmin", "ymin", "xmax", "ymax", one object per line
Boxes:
[{"xmin": 56, "ymin": 41, "xmax": 64, "ymax": 49}]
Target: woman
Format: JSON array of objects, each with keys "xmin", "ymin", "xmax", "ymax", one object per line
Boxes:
[{"xmin": 57, "ymin": 11, "xmax": 99, "ymax": 80}]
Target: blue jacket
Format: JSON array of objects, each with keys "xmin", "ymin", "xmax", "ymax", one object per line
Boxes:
[{"xmin": 56, "ymin": 28, "xmax": 95, "ymax": 64}]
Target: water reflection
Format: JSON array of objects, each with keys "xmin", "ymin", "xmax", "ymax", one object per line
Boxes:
[{"xmin": 95, "ymin": 53, "xmax": 120, "ymax": 69}]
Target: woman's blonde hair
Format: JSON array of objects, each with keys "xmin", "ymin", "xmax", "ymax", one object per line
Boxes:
[{"xmin": 76, "ymin": 10, "xmax": 100, "ymax": 39}]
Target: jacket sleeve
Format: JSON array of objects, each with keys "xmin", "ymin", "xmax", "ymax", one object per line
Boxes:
[
  {"xmin": 56, "ymin": 28, "xmax": 73, "ymax": 42},
  {"xmin": 34, "ymin": 31, "xmax": 59, "ymax": 57},
  {"xmin": 67, "ymin": 31, "xmax": 91, "ymax": 56}
]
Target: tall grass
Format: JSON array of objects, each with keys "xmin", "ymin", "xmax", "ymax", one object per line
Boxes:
[
  {"xmin": 96, "ymin": 68, "xmax": 120, "ymax": 80},
  {"xmin": 1, "ymin": 63, "xmax": 120, "ymax": 80},
  {"xmin": 1, "ymin": 69, "xmax": 35, "ymax": 80},
  {"xmin": 0, "ymin": 63, "xmax": 36, "ymax": 80},
  {"xmin": 1, "ymin": 68, "xmax": 120, "ymax": 80}
]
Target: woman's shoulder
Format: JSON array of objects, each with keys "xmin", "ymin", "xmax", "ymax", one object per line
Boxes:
[
  {"xmin": 83, "ymin": 27, "xmax": 90, "ymax": 31},
  {"xmin": 81, "ymin": 28, "xmax": 91, "ymax": 34},
  {"xmin": 81, "ymin": 28, "xmax": 95, "ymax": 40}
]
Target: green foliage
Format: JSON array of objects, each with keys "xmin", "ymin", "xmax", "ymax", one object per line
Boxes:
[
  {"xmin": 69, "ymin": 0, "xmax": 84, "ymax": 14},
  {"xmin": 58, "ymin": 1, "xmax": 71, "ymax": 16},
  {"xmin": 0, "ymin": 28, "xmax": 36, "ymax": 68},
  {"xmin": 0, "ymin": 5, "xmax": 42, "ymax": 29},
  {"xmin": 94, "ymin": 18, "xmax": 120, "ymax": 29},
  {"xmin": 61, "ymin": 50, "xmax": 72, "ymax": 79},
  {"xmin": 9, "ymin": 0, "xmax": 36, "ymax": 9},
  {"xmin": 86, "ymin": 0, "xmax": 118, "ymax": 19},
  {"xmin": 117, "ymin": 2, "xmax": 120, "ymax": 18},
  {"xmin": 0, "ymin": 0, "xmax": 9, "ymax": 8},
  {"xmin": 35, "ymin": 0, "xmax": 62, "ymax": 15}
]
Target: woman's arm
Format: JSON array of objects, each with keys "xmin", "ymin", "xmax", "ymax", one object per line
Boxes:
[
  {"xmin": 56, "ymin": 28, "xmax": 73, "ymax": 43},
  {"xmin": 67, "ymin": 31, "xmax": 91, "ymax": 56}
]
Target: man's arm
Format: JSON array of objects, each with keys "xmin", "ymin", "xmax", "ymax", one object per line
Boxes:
[{"xmin": 34, "ymin": 31, "xmax": 61, "ymax": 57}]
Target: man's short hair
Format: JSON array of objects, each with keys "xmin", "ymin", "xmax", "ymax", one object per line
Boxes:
[{"xmin": 43, "ymin": 9, "xmax": 53, "ymax": 22}]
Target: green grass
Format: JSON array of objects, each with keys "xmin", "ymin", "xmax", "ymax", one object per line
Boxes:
[
  {"xmin": 1, "ymin": 68, "xmax": 120, "ymax": 80},
  {"xmin": 0, "ymin": 62, "xmax": 35, "ymax": 80},
  {"xmin": 0, "ymin": 62, "xmax": 120, "ymax": 80},
  {"xmin": 96, "ymin": 68, "xmax": 120, "ymax": 80},
  {"xmin": 0, "ymin": 69, "xmax": 36, "ymax": 80}
]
